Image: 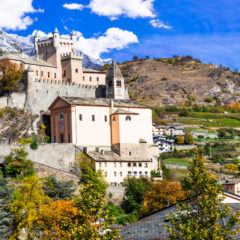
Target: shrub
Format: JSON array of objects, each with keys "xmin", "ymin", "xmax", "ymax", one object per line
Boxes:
[
  {"xmin": 188, "ymin": 94, "xmax": 196, "ymax": 101},
  {"xmin": 224, "ymin": 163, "xmax": 238, "ymax": 171},
  {"xmin": 30, "ymin": 135, "xmax": 38, "ymax": 150},
  {"xmin": 17, "ymin": 138, "xmax": 32, "ymax": 145},
  {"xmin": 204, "ymin": 97, "xmax": 213, "ymax": 103},
  {"xmin": 4, "ymin": 148, "xmax": 34, "ymax": 177}
]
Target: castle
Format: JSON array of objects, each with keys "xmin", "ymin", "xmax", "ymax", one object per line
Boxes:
[
  {"xmin": 0, "ymin": 29, "xmax": 160, "ymax": 185},
  {"xmin": 0, "ymin": 28, "xmax": 129, "ymax": 113}
]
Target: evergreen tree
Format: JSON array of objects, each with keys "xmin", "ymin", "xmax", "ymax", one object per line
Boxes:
[
  {"xmin": 0, "ymin": 177, "xmax": 14, "ymax": 240},
  {"xmin": 167, "ymin": 152, "xmax": 240, "ymax": 239},
  {"xmin": 42, "ymin": 176, "xmax": 75, "ymax": 200}
]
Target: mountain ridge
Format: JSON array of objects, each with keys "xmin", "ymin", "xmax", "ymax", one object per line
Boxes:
[{"xmin": 0, "ymin": 29, "xmax": 107, "ymax": 70}]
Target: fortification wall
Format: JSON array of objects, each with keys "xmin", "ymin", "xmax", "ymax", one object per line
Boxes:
[
  {"xmin": 25, "ymin": 79, "xmax": 106, "ymax": 114},
  {"xmin": 0, "ymin": 93, "xmax": 26, "ymax": 109},
  {"xmin": 0, "ymin": 143, "xmax": 77, "ymax": 172}
]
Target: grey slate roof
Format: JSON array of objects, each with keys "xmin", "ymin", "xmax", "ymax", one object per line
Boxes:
[
  {"xmin": 87, "ymin": 150, "xmax": 151, "ymax": 162},
  {"xmin": 0, "ymin": 54, "xmax": 56, "ymax": 68},
  {"xmin": 60, "ymin": 96, "xmax": 150, "ymax": 108},
  {"xmin": 220, "ymin": 179, "xmax": 240, "ymax": 185},
  {"xmin": 83, "ymin": 68, "xmax": 105, "ymax": 73},
  {"xmin": 113, "ymin": 109, "xmax": 139, "ymax": 115}
]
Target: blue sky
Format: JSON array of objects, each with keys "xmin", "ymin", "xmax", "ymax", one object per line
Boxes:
[{"xmin": 1, "ymin": 0, "xmax": 240, "ymax": 69}]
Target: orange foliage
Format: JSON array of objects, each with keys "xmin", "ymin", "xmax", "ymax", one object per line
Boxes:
[
  {"xmin": 228, "ymin": 102, "xmax": 240, "ymax": 111},
  {"xmin": 37, "ymin": 200, "xmax": 78, "ymax": 240},
  {"xmin": 140, "ymin": 180, "xmax": 185, "ymax": 216}
]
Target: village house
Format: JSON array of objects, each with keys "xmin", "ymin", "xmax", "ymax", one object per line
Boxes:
[
  {"xmin": 220, "ymin": 179, "xmax": 240, "ymax": 196},
  {"xmin": 153, "ymin": 136, "xmax": 174, "ymax": 153},
  {"xmin": 152, "ymin": 124, "xmax": 185, "ymax": 137}
]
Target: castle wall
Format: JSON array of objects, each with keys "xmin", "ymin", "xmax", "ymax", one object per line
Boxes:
[
  {"xmin": 0, "ymin": 143, "xmax": 77, "ymax": 172},
  {"xmin": 24, "ymin": 79, "xmax": 106, "ymax": 114}
]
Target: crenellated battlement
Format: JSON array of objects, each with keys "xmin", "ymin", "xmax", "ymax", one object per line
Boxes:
[
  {"xmin": 33, "ymin": 78, "xmax": 105, "ymax": 89},
  {"xmin": 61, "ymin": 52, "xmax": 83, "ymax": 60}
]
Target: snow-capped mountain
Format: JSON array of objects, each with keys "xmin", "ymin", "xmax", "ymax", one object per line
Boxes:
[{"xmin": 0, "ymin": 29, "xmax": 108, "ymax": 70}]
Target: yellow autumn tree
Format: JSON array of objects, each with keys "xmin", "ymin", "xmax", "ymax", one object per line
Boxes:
[
  {"xmin": 0, "ymin": 59, "xmax": 23, "ymax": 92},
  {"xmin": 9, "ymin": 176, "xmax": 49, "ymax": 240},
  {"xmin": 167, "ymin": 152, "xmax": 240, "ymax": 239},
  {"xmin": 140, "ymin": 180, "xmax": 185, "ymax": 217},
  {"xmin": 177, "ymin": 134, "xmax": 184, "ymax": 144}
]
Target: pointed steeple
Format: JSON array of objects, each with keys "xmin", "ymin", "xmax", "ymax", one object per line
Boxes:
[{"xmin": 106, "ymin": 60, "xmax": 126, "ymax": 100}]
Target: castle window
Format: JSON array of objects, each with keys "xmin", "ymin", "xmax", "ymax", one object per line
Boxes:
[
  {"xmin": 126, "ymin": 116, "xmax": 131, "ymax": 121},
  {"xmin": 134, "ymin": 171, "xmax": 137, "ymax": 177},
  {"xmin": 75, "ymin": 68, "xmax": 78, "ymax": 73},
  {"xmin": 120, "ymin": 162, "xmax": 122, "ymax": 167},
  {"xmin": 128, "ymin": 163, "xmax": 131, "ymax": 167},
  {"xmin": 48, "ymin": 72, "xmax": 50, "ymax": 78},
  {"xmin": 92, "ymin": 115, "xmax": 95, "ymax": 121},
  {"xmin": 114, "ymin": 172, "xmax": 116, "ymax": 177},
  {"xmin": 139, "ymin": 163, "xmax": 142, "ymax": 167},
  {"xmin": 108, "ymin": 81, "xmax": 112, "ymax": 86},
  {"xmin": 139, "ymin": 171, "xmax": 143, "ymax": 176},
  {"xmin": 54, "ymin": 73, "xmax": 56, "ymax": 79},
  {"xmin": 128, "ymin": 171, "xmax": 132, "ymax": 176},
  {"xmin": 41, "ymin": 71, "xmax": 43, "ymax": 77},
  {"xmin": 104, "ymin": 115, "xmax": 107, "ymax": 122},
  {"xmin": 129, "ymin": 151, "xmax": 132, "ymax": 156},
  {"xmin": 63, "ymin": 70, "xmax": 66, "ymax": 77},
  {"xmin": 145, "ymin": 171, "xmax": 148, "ymax": 176},
  {"xmin": 97, "ymin": 77, "xmax": 99, "ymax": 82},
  {"xmin": 83, "ymin": 76, "xmax": 85, "ymax": 81},
  {"xmin": 79, "ymin": 114, "xmax": 82, "ymax": 121},
  {"xmin": 36, "ymin": 70, "xmax": 38, "ymax": 76},
  {"xmin": 89, "ymin": 77, "xmax": 92, "ymax": 81},
  {"xmin": 117, "ymin": 80, "xmax": 121, "ymax": 87},
  {"xmin": 133, "ymin": 163, "xmax": 137, "ymax": 167},
  {"xmin": 120, "ymin": 172, "xmax": 122, "ymax": 177},
  {"xmin": 144, "ymin": 163, "xmax": 148, "ymax": 168},
  {"xmin": 59, "ymin": 114, "xmax": 64, "ymax": 121}
]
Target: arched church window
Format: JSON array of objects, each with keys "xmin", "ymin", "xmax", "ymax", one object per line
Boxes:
[
  {"xmin": 126, "ymin": 116, "xmax": 131, "ymax": 121},
  {"xmin": 117, "ymin": 80, "xmax": 121, "ymax": 87},
  {"xmin": 59, "ymin": 113, "xmax": 64, "ymax": 121}
]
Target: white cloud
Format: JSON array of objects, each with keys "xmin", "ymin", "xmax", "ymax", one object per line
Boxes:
[
  {"xmin": 28, "ymin": 28, "xmax": 138, "ymax": 60},
  {"xmin": 75, "ymin": 28, "xmax": 139, "ymax": 59},
  {"xmin": 63, "ymin": 3, "xmax": 84, "ymax": 10},
  {"xmin": 149, "ymin": 19, "xmax": 171, "ymax": 29},
  {"xmin": 0, "ymin": 0, "xmax": 43, "ymax": 30},
  {"xmin": 64, "ymin": 0, "xmax": 155, "ymax": 19}
]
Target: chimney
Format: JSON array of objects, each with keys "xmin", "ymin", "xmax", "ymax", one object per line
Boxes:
[{"xmin": 100, "ymin": 150, "xmax": 105, "ymax": 155}]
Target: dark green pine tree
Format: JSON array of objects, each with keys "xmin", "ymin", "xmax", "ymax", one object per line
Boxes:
[
  {"xmin": 42, "ymin": 176, "xmax": 75, "ymax": 200},
  {"xmin": 0, "ymin": 177, "xmax": 14, "ymax": 240}
]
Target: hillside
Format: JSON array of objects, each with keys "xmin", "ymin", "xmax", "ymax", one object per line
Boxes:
[
  {"xmin": 120, "ymin": 57, "xmax": 240, "ymax": 107},
  {"xmin": 0, "ymin": 108, "xmax": 38, "ymax": 144}
]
